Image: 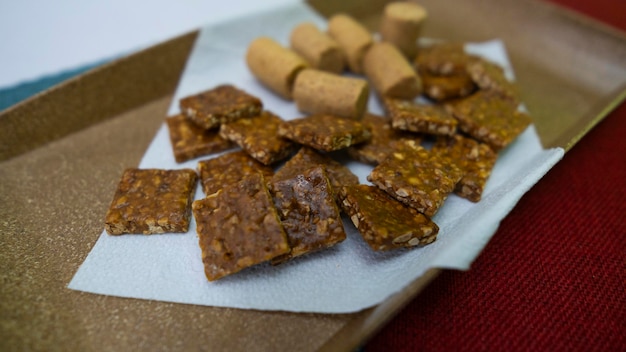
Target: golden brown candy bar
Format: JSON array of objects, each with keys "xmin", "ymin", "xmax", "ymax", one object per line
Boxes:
[
  {"xmin": 166, "ymin": 114, "xmax": 234, "ymax": 163},
  {"xmin": 367, "ymin": 140, "xmax": 463, "ymax": 217},
  {"xmin": 278, "ymin": 114, "xmax": 371, "ymax": 152},
  {"xmin": 347, "ymin": 113, "xmax": 420, "ymax": 165},
  {"xmin": 105, "ymin": 168, "xmax": 197, "ymax": 235},
  {"xmin": 197, "ymin": 150, "xmax": 273, "ymax": 196},
  {"xmin": 270, "ymin": 166, "xmax": 346, "ymax": 264},
  {"xmin": 290, "ymin": 22, "xmax": 345, "ymax": 74},
  {"xmin": 384, "ymin": 98, "xmax": 458, "ymax": 136},
  {"xmin": 446, "ymin": 91, "xmax": 532, "ymax": 150},
  {"xmin": 414, "ymin": 42, "xmax": 477, "ymax": 75},
  {"xmin": 193, "ymin": 173, "xmax": 289, "ymax": 281},
  {"xmin": 466, "ymin": 58, "xmax": 520, "ymax": 105},
  {"xmin": 433, "ymin": 134, "xmax": 497, "ymax": 202},
  {"xmin": 179, "ymin": 85, "xmax": 263, "ymax": 130},
  {"xmin": 219, "ymin": 111, "xmax": 298, "ymax": 165},
  {"xmin": 419, "ymin": 70, "xmax": 476, "ymax": 102},
  {"xmin": 339, "ymin": 185, "xmax": 438, "ymax": 251},
  {"xmin": 272, "ymin": 147, "xmax": 358, "ymax": 196}
]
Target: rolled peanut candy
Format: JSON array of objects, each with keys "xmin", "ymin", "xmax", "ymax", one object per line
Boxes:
[
  {"xmin": 246, "ymin": 37, "xmax": 308, "ymax": 100},
  {"xmin": 363, "ymin": 42, "xmax": 422, "ymax": 99},
  {"xmin": 379, "ymin": 1, "xmax": 427, "ymax": 59},
  {"xmin": 327, "ymin": 14, "xmax": 373, "ymax": 74},
  {"xmin": 293, "ymin": 69, "xmax": 369, "ymax": 120},
  {"xmin": 290, "ymin": 22, "xmax": 345, "ymax": 74}
]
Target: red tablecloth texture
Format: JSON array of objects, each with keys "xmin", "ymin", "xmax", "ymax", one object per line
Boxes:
[{"xmin": 366, "ymin": 0, "xmax": 626, "ymax": 350}]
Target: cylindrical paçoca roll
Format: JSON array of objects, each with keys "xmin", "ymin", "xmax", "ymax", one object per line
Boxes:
[
  {"xmin": 327, "ymin": 14, "xmax": 373, "ymax": 74},
  {"xmin": 290, "ymin": 22, "xmax": 345, "ymax": 74},
  {"xmin": 293, "ymin": 69, "xmax": 369, "ymax": 120},
  {"xmin": 246, "ymin": 37, "xmax": 309, "ymax": 100},
  {"xmin": 363, "ymin": 42, "xmax": 422, "ymax": 99},
  {"xmin": 379, "ymin": 2, "xmax": 427, "ymax": 59}
]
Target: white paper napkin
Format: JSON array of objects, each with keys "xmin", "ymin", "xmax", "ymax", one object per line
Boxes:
[{"xmin": 68, "ymin": 2, "xmax": 564, "ymax": 313}]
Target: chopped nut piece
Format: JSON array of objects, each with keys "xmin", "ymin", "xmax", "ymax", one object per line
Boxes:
[
  {"xmin": 273, "ymin": 147, "xmax": 358, "ymax": 200},
  {"xmin": 166, "ymin": 114, "xmax": 234, "ymax": 163},
  {"xmin": 270, "ymin": 166, "xmax": 346, "ymax": 264},
  {"xmin": 347, "ymin": 113, "xmax": 420, "ymax": 165},
  {"xmin": 105, "ymin": 168, "xmax": 197, "ymax": 235},
  {"xmin": 384, "ymin": 98, "xmax": 458, "ymax": 136},
  {"xmin": 179, "ymin": 85, "xmax": 262, "ymax": 130},
  {"xmin": 433, "ymin": 134, "xmax": 497, "ymax": 202},
  {"xmin": 446, "ymin": 91, "xmax": 532, "ymax": 150},
  {"xmin": 338, "ymin": 185, "xmax": 438, "ymax": 251},
  {"xmin": 219, "ymin": 111, "xmax": 297, "ymax": 165},
  {"xmin": 197, "ymin": 150, "xmax": 273, "ymax": 195},
  {"xmin": 278, "ymin": 114, "xmax": 371, "ymax": 152},
  {"xmin": 193, "ymin": 173, "xmax": 290, "ymax": 281},
  {"xmin": 367, "ymin": 140, "xmax": 463, "ymax": 216}
]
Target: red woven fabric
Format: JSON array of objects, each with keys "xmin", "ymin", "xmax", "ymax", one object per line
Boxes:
[{"xmin": 366, "ymin": 1, "xmax": 626, "ymax": 351}]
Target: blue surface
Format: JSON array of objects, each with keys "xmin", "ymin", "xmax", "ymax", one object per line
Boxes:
[{"xmin": 0, "ymin": 62, "xmax": 103, "ymax": 112}]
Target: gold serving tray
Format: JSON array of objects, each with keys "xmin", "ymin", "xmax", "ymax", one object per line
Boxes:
[{"xmin": 1, "ymin": 0, "xmax": 624, "ymax": 350}]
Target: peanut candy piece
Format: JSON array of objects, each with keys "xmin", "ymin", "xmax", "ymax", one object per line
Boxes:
[
  {"xmin": 166, "ymin": 114, "xmax": 234, "ymax": 163},
  {"xmin": 433, "ymin": 134, "xmax": 497, "ymax": 202},
  {"xmin": 446, "ymin": 91, "xmax": 532, "ymax": 150},
  {"xmin": 220, "ymin": 110, "xmax": 298, "ymax": 165},
  {"xmin": 368, "ymin": 140, "xmax": 463, "ymax": 217},
  {"xmin": 179, "ymin": 84, "xmax": 263, "ymax": 130},
  {"xmin": 419, "ymin": 70, "xmax": 476, "ymax": 102},
  {"xmin": 197, "ymin": 150, "xmax": 273, "ymax": 196},
  {"xmin": 193, "ymin": 173, "xmax": 290, "ymax": 281},
  {"xmin": 347, "ymin": 113, "xmax": 420, "ymax": 165},
  {"xmin": 339, "ymin": 185, "xmax": 439, "ymax": 251},
  {"xmin": 273, "ymin": 147, "xmax": 358, "ymax": 199},
  {"xmin": 414, "ymin": 42, "xmax": 478, "ymax": 75},
  {"xmin": 467, "ymin": 58, "xmax": 520, "ymax": 105},
  {"xmin": 278, "ymin": 114, "xmax": 371, "ymax": 152},
  {"xmin": 105, "ymin": 168, "xmax": 197, "ymax": 235},
  {"xmin": 270, "ymin": 166, "xmax": 346, "ymax": 264},
  {"xmin": 384, "ymin": 98, "xmax": 458, "ymax": 136}
]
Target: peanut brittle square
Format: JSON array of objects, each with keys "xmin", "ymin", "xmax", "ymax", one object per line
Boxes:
[
  {"xmin": 105, "ymin": 168, "xmax": 197, "ymax": 235},
  {"xmin": 419, "ymin": 70, "xmax": 476, "ymax": 102},
  {"xmin": 433, "ymin": 134, "xmax": 497, "ymax": 202},
  {"xmin": 446, "ymin": 91, "xmax": 532, "ymax": 150},
  {"xmin": 193, "ymin": 173, "xmax": 289, "ymax": 281},
  {"xmin": 166, "ymin": 114, "xmax": 234, "ymax": 163},
  {"xmin": 219, "ymin": 110, "xmax": 298, "ymax": 165},
  {"xmin": 347, "ymin": 113, "xmax": 420, "ymax": 165},
  {"xmin": 367, "ymin": 140, "xmax": 463, "ymax": 217},
  {"xmin": 272, "ymin": 147, "xmax": 359, "ymax": 198},
  {"xmin": 277, "ymin": 114, "xmax": 371, "ymax": 152},
  {"xmin": 197, "ymin": 150, "xmax": 273, "ymax": 195},
  {"xmin": 384, "ymin": 98, "xmax": 458, "ymax": 136},
  {"xmin": 179, "ymin": 84, "xmax": 263, "ymax": 130},
  {"xmin": 466, "ymin": 58, "xmax": 520, "ymax": 105},
  {"xmin": 414, "ymin": 42, "xmax": 477, "ymax": 75},
  {"xmin": 270, "ymin": 166, "xmax": 346, "ymax": 264},
  {"xmin": 339, "ymin": 185, "xmax": 439, "ymax": 251}
]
